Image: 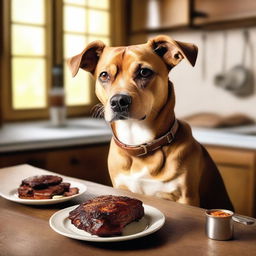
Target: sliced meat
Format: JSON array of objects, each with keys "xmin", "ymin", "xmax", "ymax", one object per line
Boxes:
[
  {"xmin": 18, "ymin": 175, "xmax": 79, "ymax": 199},
  {"xmin": 21, "ymin": 175, "xmax": 63, "ymax": 189},
  {"xmin": 18, "ymin": 185, "xmax": 34, "ymax": 199},
  {"xmin": 59, "ymin": 182, "xmax": 71, "ymax": 192},
  {"xmin": 33, "ymin": 184, "xmax": 65, "ymax": 199},
  {"xmin": 64, "ymin": 187, "xmax": 79, "ymax": 197},
  {"xmin": 68, "ymin": 195, "xmax": 144, "ymax": 237}
]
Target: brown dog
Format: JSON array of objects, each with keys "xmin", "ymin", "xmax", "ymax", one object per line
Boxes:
[{"xmin": 68, "ymin": 35, "xmax": 233, "ymax": 210}]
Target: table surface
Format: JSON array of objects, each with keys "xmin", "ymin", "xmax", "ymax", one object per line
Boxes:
[{"xmin": 0, "ymin": 165, "xmax": 256, "ymax": 256}]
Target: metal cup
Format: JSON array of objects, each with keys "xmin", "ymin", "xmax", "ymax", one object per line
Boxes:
[{"xmin": 205, "ymin": 209, "xmax": 234, "ymax": 240}]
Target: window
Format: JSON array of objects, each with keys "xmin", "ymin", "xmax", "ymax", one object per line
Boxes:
[
  {"xmin": 11, "ymin": 0, "xmax": 47, "ymax": 110},
  {"xmin": 63, "ymin": 0, "xmax": 110, "ymax": 106},
  {"xmin": 1, "ymin": 0, "xmax": 112, "ymax": 120}
]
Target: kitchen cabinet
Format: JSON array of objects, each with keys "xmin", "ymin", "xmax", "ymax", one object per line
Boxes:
[
  {"xmin": 129, "ymin": 0, "xmax": 191, "ymax": 44},
  {"xmin": 0, "ymin": 144, "xmax": 112, "ymax": 186},
  {"xmin": 193, "ymin": 0, "xmax": 256, "ymax": 28},
  {"xmin": 47, "ymin": 146, "xmax": 111, "ymax": 185},
  {"xmin": 129, "ymin": 0, "xmax": 256, "ymax": 39},
  {"xmin": 206, "ymin": 145, "xmax": 256, "ymax": 217},
  {"xmin": 130, "ymin": 0, "xmax": 190, "ymax": 33}
]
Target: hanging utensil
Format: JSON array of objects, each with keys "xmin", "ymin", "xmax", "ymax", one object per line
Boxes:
[
  {"xmin": 214, "ymin": 30, "xmax": 254, "ymax": 97},
  {"xmin": 214, "ymin": 31, "xmax": 228, "ymax": 87},
  {"xmin": 201, "ymin": 33, "xmax": 207, "ymax": 80},
  {"xmin": 223, "ymin": 30, "xmax": 254, "ymax": 96}
]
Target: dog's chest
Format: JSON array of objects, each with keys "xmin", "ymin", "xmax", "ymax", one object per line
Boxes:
[
  {"xmin": 114, "ymin": 120, "xmax": 154, "ymax": 145},
  {"xmin": 114, "ymin": 167, "xmax": 181, "ymax": 196}
]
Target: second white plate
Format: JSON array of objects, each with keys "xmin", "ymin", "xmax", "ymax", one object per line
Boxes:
[
  {"xmin": 49, "ymin": 204, "xmax": 165, "ymax": 242},
  {"xmin": 0, "ymin": 180, "xmax": 87, "ymax": 205}
]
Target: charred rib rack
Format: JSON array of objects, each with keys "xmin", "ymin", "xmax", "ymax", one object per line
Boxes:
[{"xmin": 69, "ymin": 195, "xmax": 144, "ymax": 236}]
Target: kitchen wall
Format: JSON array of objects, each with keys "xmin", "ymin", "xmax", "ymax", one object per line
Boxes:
[{"xmin": 155, "ymin": 27, "xmax": 256, "ymax": 120}]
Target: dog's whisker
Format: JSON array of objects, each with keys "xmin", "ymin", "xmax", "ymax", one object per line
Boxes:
[
  {"xmin": 96, "ymin": 108, "xmax": 104, "ymax": 118},
  {"xmin": 91, "ymin": 104, "xmax": 104, "ymax": 118},
  {"xmin": 98, "ymin": 109, "xmax": 105, "ymax": 118}
]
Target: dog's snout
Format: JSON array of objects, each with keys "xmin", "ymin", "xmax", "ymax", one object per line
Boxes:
[{"xmin": 110, "ymin": 94, "xmax": 132, "ymax": 112}]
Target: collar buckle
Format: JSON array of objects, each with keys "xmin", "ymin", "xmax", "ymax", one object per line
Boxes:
[
  {"xmin": 166, "ymin": 131, "xmax": 174, "ymax": 144},
  {"xmin": 137, "ymin": 144, "xmax": 148, "ymax": 157}
]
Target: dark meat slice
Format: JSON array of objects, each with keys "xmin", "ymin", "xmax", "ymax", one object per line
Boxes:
[
  {"xmin": 18, "ymin": 175, "xmax": 79, "ymax": 199},
  {"xmin": 33, "ymin": 184, "xmax": 65, "ymax": 199},
  {"xmin": 69, "ymin": 195, "xmax": 144, "ymax": 237},
  {"xmin": 18, "ymin": 185, "xmax": 34, "ymax": 199},
  {"xmin": 21, "ymin": 175, "xmax": 63, "ymax": 189},
  {"xmin": 64, "ymin": 187, "xmax": 79, "ymax": 197},
  {"xmin": 59, "ymin": 182, "xmax": 71, "ymax": 192}
]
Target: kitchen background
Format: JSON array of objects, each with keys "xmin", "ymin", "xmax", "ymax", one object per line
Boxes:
[
  {"xmin": 0, "ymin": 0, "xmax": 256, "ymax": 217},
  {"xmin": 169, "ymin": 28, "xmax": 256, "ymax": 119}
]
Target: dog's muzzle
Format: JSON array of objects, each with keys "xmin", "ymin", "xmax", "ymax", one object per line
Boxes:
[{"xmin": 110, "ymin": 94, "xmax": 132, "ymax": 120}]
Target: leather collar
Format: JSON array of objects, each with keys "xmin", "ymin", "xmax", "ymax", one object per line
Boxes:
[{"xmin": 112, "ymin": 119, "xmax": 179, "ymax": 157}]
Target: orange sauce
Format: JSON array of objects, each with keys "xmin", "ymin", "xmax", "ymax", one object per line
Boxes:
[{"xmin": 209, "ymin": 211, "xmax": 231, "ymax": 217}]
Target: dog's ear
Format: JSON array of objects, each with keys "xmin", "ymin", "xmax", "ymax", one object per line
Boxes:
[
  {"xmin": 67, "ymin": 40, "xmax": 105, "ymax": 77},
  {"xmin": 148, "ymin": 35, "xmax": 198, "ymax": 68}
]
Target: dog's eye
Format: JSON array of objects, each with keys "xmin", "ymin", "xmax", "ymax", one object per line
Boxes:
[
  {"xmin": 99, "ymin": 72, "xmax": 110, "ymax": 82},
  {"xmin": 139, "ymin": 68, "xmax": 153, "ymax": 78}
]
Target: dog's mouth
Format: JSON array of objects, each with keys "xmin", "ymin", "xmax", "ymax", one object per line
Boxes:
[
  {"xmin": 109, "ymin": 112, "xmax": 146, "ymax": 122},
  {"xmin": 110, "ymin": 112, "xmax": 129, "ymax": 122}
]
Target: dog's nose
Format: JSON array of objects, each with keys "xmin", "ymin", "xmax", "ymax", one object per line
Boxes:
[{"xmin": 110, "ymin": 94, "xmax": 132, "ymax": 112}]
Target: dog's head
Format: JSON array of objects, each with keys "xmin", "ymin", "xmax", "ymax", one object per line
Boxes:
[{"xmin": 68, "ymin": 35, "xmax": 198, "ymax": 122}]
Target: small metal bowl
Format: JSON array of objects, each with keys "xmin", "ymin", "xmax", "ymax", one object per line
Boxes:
[{"xmin": 205, "ymin": 209, "xmax": 234, "ymax": 241}]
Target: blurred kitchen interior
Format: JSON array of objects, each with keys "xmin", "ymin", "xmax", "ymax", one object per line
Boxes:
[{"xmin": 0, "ymin": 0, "xmax": 256, "ymax": 217}]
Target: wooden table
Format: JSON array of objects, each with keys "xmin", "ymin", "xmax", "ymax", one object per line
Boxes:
[{"xmin": 0, "ymin": 165, "xmax": 256, "ymax": 256}]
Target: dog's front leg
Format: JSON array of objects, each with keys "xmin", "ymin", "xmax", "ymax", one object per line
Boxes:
[
  {"xmin": 178, "ymin": 174, "xmax": 201, "ymax": 206},
  {"xmin": 156, "ymin": 187, "xmax": 200, "ymax": 207}
]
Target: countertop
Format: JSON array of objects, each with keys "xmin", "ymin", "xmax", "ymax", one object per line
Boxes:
[
  {"xmin": 0, "ymin": 118, "xmax": 112, "ymax": 153},
  {"xmin": 0, "ymin": 164, "xmax": 256, "ymax": 256},
  {"xmin": 0, "ymin": 118, "xmax": 256, "ymax": 153},
  {"xmin": 192, "ymin": 125, "xmax": 256, "ymax": 150}
]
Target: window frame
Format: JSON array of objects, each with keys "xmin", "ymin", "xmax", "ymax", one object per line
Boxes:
[
  {"xmin": 1, "ymin": 0, "xmax": 124, "ymax": 121},
  {"xmin": 1, "ymin": 0, "xmax": 51, "ymax": 120}
]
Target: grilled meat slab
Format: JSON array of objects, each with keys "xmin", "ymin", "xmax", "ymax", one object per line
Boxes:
[
  {"xmin": 68, "ymin": 195, "xmax": 144, "ymax": 237},
  {"xmin": 18, "ymin": 175, "xmax": 79, "ymax": 199}
]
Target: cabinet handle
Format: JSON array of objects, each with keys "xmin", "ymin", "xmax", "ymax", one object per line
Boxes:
[
  {"xmin": 192, "ymin": 10, "xmax": 208, "ymax": 18},
  {"xmin": 70, "ymin": 157, "xmax": 80, "ymax": 165},
  {"xmin": 27, "ymin": 158, "xmax": 46, "ymax": 168}
]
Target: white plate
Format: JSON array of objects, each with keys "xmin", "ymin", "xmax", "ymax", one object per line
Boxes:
[
  {"xmin": 49, "ymin": 204, "xmax": 165, "ymax": 242},
  {"xmin": 0, "ymin": 180, "xmax": 87, "ymax": 205}
]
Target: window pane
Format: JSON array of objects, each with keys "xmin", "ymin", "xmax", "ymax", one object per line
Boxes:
[
  {"xmin": 64, "ymin": 63, "xmax": 91, "ymax": 105},
  {"xmin": 88, "ymin": 10, "xmax": 109, "ymax": 35},
  {"xmin": 12, "ymin": 58, "xmax": 46, "ymax": 109},
  {"xmin": 88, "ymin": 0, "xmax": 109, "ymax": 9},
  {"xmin": 12, "ymin": 25, "xmax": 45, "ymax": 56},
  {"xmin": 64, "ymin": 0, "xmax": 86, "ymax": 5},
  {"xmin": 11, "ymin": 0, "xmax": 45, "ymax": 24},
  {"xmin": 64, "ymin": 6, "xmax": 87, "ymax": 32},
  {"xmin": 88, "ymin": 36, "xmax": 110, "ymax": 46},
  {"xmin": 64, "ymin": 34, "xmax": 86, "ymax": 58}
]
